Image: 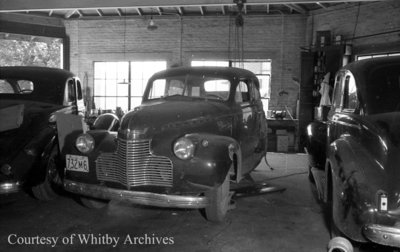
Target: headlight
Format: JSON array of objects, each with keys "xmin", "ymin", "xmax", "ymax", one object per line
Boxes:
[
  {"xmin": 173, "ymin": 137, "xmax": 195, "ymax": 160},
  {"xmin": 48, "ymin": 113, "xmax": 56, "ymax": 123},
  {"xmin": 75, "ymin": 134, "xmax": 95, "ymax": 154}
]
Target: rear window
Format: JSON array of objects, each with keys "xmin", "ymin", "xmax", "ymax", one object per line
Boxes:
[{"xmin": 0, "ymin": 79, "xmax": 34, "ymax": 94}]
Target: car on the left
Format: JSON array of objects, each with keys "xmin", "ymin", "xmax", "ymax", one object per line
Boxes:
[{"xmin": 0, "ymin": 66, "xmax": 85, "ymax": 200}]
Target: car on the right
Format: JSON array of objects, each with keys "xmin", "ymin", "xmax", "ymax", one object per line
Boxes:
[{"xmin": 306, "ymin": 56, "xmax": 400, "ymax": 248}]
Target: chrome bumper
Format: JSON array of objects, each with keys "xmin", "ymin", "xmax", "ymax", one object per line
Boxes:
[
  {"xmin": 0, "ymin": 181, "xmax": 20, "ymax": 194},
  {"xmin": 363, "ymin": 224, "xmax": 400, "ymax": 247},
  {"xmin": 64, "ymin": 179, "xmax": 208, "ymax": 209}
]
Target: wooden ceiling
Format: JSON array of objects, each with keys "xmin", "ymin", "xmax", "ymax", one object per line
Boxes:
[{"xmin": 0, "ymin": 0, "xmax": 385, "ymax": 19}]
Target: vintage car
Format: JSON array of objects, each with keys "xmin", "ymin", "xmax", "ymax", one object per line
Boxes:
[
  {"xmin": 306, "ymin": 56, "xmax": 400, "ymax": 249},
  {"xmin": 62, "ymin": 66, "xmax": 267, "ymax": 222},
  {"xmin": 0, "ymin": 66, "xmax": 85, "ymax": 199}
]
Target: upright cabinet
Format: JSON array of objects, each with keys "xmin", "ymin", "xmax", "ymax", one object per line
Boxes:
[{"xmin": 298, "ymin": 45, "xmax": 347, "ymax": 150}]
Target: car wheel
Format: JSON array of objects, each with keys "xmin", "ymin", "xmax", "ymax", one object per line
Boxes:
[
  {"xmin": 80, "ymin": 197, "xmax": 109, "ymax": 209},
  {"xmin": 32, "ymin": 146, "xmax": 62, "ymax": 201},
  {"xmin": 328, "ymin": 237, "xmax": 354, "ymax": 252},
  {"xmin": 204, "ymin": 172, "xmax": 230, "ymax": 223}
]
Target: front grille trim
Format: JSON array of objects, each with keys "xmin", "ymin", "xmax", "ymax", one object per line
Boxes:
[{"xmin": 96, "ymin": 139, "xmax": 173, "ymax": 188}]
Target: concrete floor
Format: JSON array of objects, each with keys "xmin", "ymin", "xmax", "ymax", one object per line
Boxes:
[{"xmin": 0, "ymin": 153, "xmax": 394, "ymax": 252}]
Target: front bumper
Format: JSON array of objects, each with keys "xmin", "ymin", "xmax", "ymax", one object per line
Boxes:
[
  {"xmin": 363, "ymin": 224, "xmax": 400, "ymax": 247},
  {"xmin": 64, "ymin": 179, "xmax": 209, "ymax": 209}
]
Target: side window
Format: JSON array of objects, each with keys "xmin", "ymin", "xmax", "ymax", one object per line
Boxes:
[
  {"xmin": 253, "ymin": 82, "xmax": 261, "ymax": 100},
  {"xmin": 343, "ymin": 73, "xmax": 358, "ymax": 112},
  {"xmin": 76, "ymin": 79, "xmax": 83, "ymax": 100},
  {"xmin": 332, "ymin": 74, "xmax": 344, "ymax": 112},
  {"xmin": 67, "ymin": 79, "xmax": 76, "ymax": 102},
  {"xmin": 0, "ymin": 80, "xmax": 15, "ymax": 93},
  {"xmin": 235, "ymin": 81, "xmax": 250, "ymax": 103}
]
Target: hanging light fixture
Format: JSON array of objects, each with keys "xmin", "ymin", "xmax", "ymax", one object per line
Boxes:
[{"xmin": 147, "ymin": 16, "xmax": 158, "ymax": 31}]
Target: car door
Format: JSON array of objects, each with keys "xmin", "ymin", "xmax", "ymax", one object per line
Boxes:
[
  {"xmin": 235, "ymin": 79, "xmax": 259, "ymax": 174},
  {"xmin": 329, "ymin": 70, "xmax": 363, "ymax": 231}
]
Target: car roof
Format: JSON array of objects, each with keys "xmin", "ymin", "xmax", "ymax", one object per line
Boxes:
[
  {"xmin": 149, "ymin": 66, "xmax": 258, "ymax": 81},
  {"xmin": 342, "ymin": 56, "xmax": 400, "ymax": 75},
  {"xmin": 340, "ymin": 56, "xmax": 400, "ymax": 114},
  {"xmin": 0, "ymin": 66, "xmax": 75, "ymax": 81}
]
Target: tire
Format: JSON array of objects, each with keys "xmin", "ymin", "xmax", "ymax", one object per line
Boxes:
[
  {"xmin": 204, "ymin": 173, "xmax": 230, "ymax": 223},
  {"xmin": 328, "ymin": 237, "xmax": 354, "ymax": 252},
  {"xmin": 32, "ymin": 146, "xmax": 62, "ymax": 201},
  {"xmin": 80, "ymin": 197, "xmax": 109, "ymax": 209}
]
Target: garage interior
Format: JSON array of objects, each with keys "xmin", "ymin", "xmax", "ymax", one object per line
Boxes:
[{"xmin": 1, "ymin": 0, "xmax": 400, "ymax": 251}]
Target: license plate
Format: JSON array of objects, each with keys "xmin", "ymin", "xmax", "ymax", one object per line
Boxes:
[{"xmin": 66, "ymin": 154, "xmax": 89, "ymax": 173}]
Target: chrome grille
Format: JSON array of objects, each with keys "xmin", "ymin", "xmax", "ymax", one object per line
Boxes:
[{"xmin": 96, "ymin": 139, "xmax": 173, "ymax": 188}]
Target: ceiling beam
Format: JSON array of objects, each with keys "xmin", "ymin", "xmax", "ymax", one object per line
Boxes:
[
  {"xmin": 284, "ymin": 3, "xmax": 307, "ymax": 13},
  {"xmin": 199, "ymin": 6, "xmax": 205, "ymax": 15},
  {"xmin": 221, "ymin": 6, "xmax": 226, "ymax": 15},
  {"xmin": 96, "ymin": 9, "xmax": 104, "ymax": 16},
  {"xmin": 177, "ymin": 7, "xmax": 184, "ymax": 15},
  {"xmin": 316, "ymin": 2, "xmax": 328, "ymax": 8},
  {"xmin": 136, "ymin": 7, "xmax": 143, "ymax": 16},
  {"xmin": 116, "ymin": 8, "xmax": 123, "ymax": 16},
  {"xmin": 64, "ymin": 9, "xmax": 76, "ymax": 19},
  {"xmin": 0, "ymin": 0, "xmax": 385, "ymax": 12}
]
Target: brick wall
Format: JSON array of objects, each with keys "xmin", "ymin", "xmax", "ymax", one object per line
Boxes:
[
  {"xmin": 307, "ymin": 1, "xmax": 400, "ymax": 56},
  {"xmin": 65, "ymin": 15, "xmax": 307, "ymax": 112}
]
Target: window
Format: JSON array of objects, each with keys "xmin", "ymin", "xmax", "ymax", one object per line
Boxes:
[
  {"xmin": 0, "ymin": 79, "xmax": 34, "ymax": 94},
  {"xmin": 0, "ymin": 32, "xmax": 63, "ymax": 68},
  {"xmin": 130, "ymin": 61, "xmax": 166, "ymax": 108},
  {"xmin": 232, "ymin": 60, "xmax": 271, "ymax": 111},
  {"xmin": 204, "ymin": 79, "xmax": 230, "ymax": 100},
  {"xmin": 94, "ymin": 61, "xmax": 166, "ymax": 112},
  {"xmin": 76, "ymin": 80, "xmax": 83, "ymax": 100},
  {"xmin": 235, "ymin": 81, "xmax": 250, "ymax": 103},
  {"xmin": 191, "ymin": 59, "xmax": 272, "ymax": 110},
  {"xmin": 332, "ymin": 74, "xmax": 344, "ymax": 112},
  {"xmin": 146, "ymin": 75, "xmax": 231, "ymax": 101},
  {"xmin": 343, "ymin": 74, "xmax": 358, "ymax": 111},
  {"xmin": 67, "ymin": 79, "xmax": 76, "ymax": 102}
]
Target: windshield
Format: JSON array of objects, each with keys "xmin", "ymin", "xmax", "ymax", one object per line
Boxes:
[
  {"xmin": 366, "ymin": 64, "xmax": 400, "ymax": 114},
  {"xmin": 146, "ymin": 74, "xmax": 231, "ymax": 101}
]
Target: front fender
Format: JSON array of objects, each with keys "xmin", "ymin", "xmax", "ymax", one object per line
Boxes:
[
  {"xmin": 151, "ymin": 133, "xmax": 240, "ymax": 188},
  {"xmin": 327, "ymin": 136, "xmax": 387, "ymax": 243},
  {"xmin": 305, "ymin": 121, "xmax": 327, "ymax": 169},
  {"xmin": 63, "ymin": 130, "xmax": 117, "ymax": 184},
  {"xmin": 185, "ymin": 133, "xmax": 241, "ymax": 186}
]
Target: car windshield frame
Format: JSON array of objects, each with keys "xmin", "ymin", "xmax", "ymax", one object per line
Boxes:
[{"xmin": 145, "ymin": 74, "xmax": 232, "ymax": 102}]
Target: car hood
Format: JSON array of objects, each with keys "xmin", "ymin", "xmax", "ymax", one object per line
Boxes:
[{"xmin": 118, "ymin": 99, "xmax": 233, "ymax": 139}]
